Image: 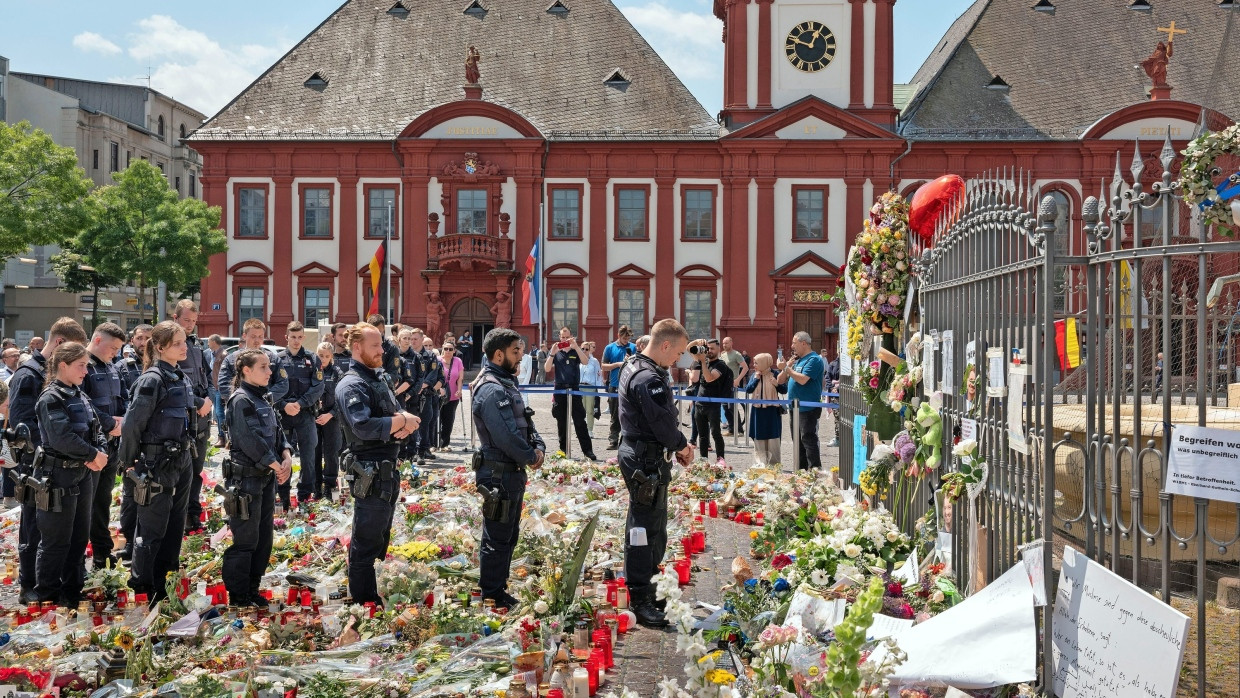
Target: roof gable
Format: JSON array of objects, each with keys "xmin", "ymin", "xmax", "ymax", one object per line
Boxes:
[
  {"xmin": 192, "ymin": 0, "xmax": 717, "ymax": 142},
  {"xmin": 725, "ymin": 97, "xmax": 896, "ymax": 140},
  {"xmin": 771, "ymin": 252, "xmax": 839, "ymax": 278}
]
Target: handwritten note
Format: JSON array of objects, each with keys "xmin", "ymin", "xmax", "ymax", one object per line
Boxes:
[
  {"xmin": 1051, "ymin": 546, "xmax": 1189, "ymax": 698},
  {"xmin": 923, "ymin": 333, "xmax": 936, "ymax": 395},
  {"xmin": 868, "ymin": 613, "xmax": 914, "ymax": 641},
  {"xmin": 941, "ymin": 331, "xmax": 955, "ymax": 395},
  {"xmin": 884, "ymin": 562, "xmax": 1037, "ymax": 688},
  {"xmin": 1008, "ymin": 364, "xmax": 1029, "ymax": 454}
]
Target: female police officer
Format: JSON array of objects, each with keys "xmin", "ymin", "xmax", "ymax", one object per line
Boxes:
[
  {"xmin": 222, "ymin": 349, "xmax": 292, "ymax": 606},
  {"xmin": 117, "ymin": 321, "xmax": 193, "ymax": 601},
  {"xmin": 34, "ymin": 342, "xmax": 108, "ymax": 605}
]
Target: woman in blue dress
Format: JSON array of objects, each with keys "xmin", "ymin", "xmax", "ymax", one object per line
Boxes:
[{"xmin": 743, "ymin": 353, "xmax": 786, "ymax": 468}]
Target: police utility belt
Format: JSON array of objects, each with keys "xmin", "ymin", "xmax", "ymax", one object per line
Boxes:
[
  {"xmin": 342, "ymin": 452, "xmax": 398, "ymax": 500},
  {"xmin": 471, "ymin": 450, "xmax": 525, "ymax": 475},
  {"xmin": 623, "ymin": 439, "xmax": 672, "ymax": 507},
  {"xmin": 126, "ymin": 441, "xmax": 191, "ymax": 508},
  {"xmin": 625, "ymin": 439, "xmax": 674, "ymax": 462},
  {"xmin": 220, "ymin": 457, "xmax": 272, "ymax": 522},
  {"xmin": 11, "ymin": 448, "xmax": 84, "ymax": 512}
]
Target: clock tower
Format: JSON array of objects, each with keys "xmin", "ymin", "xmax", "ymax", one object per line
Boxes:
[{"xmin": 715, "ymin": 0, "xmax": 897, "ymax": 130}]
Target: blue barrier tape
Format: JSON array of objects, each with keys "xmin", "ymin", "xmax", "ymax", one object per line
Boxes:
[{"xmin": 459, "ymin": 383, "xmax": 838, "ymax": 409}]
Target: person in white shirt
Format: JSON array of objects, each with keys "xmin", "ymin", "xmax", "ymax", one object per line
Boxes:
[
  {"xmin": 517, "ymin": 339, "xmax": 534, "ymax": 385},
  {"xmin": 580, "ymin": 341, "xmax": 603, "ymax": 433},
  {"xmin": 0, "ymin": 348, "xmax": 19, "ymax": 383}
]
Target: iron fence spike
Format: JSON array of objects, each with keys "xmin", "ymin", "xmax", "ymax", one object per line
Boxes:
[
  {"xmin": 1130, "ymin": 139, "xmax": 1145, "ymax": 183},
  {"xmin": 1159, "ymin": 128, "xmax": 1175, "ymax": 173}
]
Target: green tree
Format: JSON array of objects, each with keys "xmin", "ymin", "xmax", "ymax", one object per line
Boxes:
[
  {"xmin": 77, "ymin": 161, "xmax": 228, "ymax": 317},
  {"xmin": 49, "ymin": 243, "xmax": 123, "ymax": 332},
  {"xmin": 0, "ymin": 120, "xmax": 94, "ymax": 257}
]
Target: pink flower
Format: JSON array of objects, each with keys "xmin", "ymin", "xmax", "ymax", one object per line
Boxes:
[{"xmin": 869, "ymin": 377, "xmax": 880, "ymax": 389}]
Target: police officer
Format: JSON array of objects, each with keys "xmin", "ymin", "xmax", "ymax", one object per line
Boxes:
[
  {"xmin": 114, "ymin": 324, "xmax": 151, "ymax": 561},
  {"xmin": 312, "ymin": 342, "xmax": 343, "ymax": 500},
  {"xmin": 408, "ymin": 328, "xmax": 441, "ymax": 464},
  {"xmin": 33, "ymin": 342, "xmax": 109, "ymax": 605},
  {"xmin": 172, "ymin": 301, "xmax": 216, "ymax": 533},
  {"xmin": 221, "ymin": 348, "xmax": 293, "ymax": 606},
  {"xmin": 396, "ymin": 327, "xmax": 422, "ymax": 462},
  {"xmin": 117, "ymin": 321, "xmax": 194, "ymax": 601},
  {"xmin": 7, "ymin": 317, "xmax": 88, "ymax": 604},
  {"xmin": 472, "ymin": 329, "xmax": 545, "ymax": 608},
  {"xmin": 329, "ymin": 322, "xmax": 352, "ymax": 367},
  {"xmin": 82, "ymin": 323, "xmax": 128, "ymax": 569},
  {"xmin": 275, "ymin": 321, "xmax": 325, "ymax": 511},
  {"xmin": 218, "ymin": 318, "xmax": 289, "ymax": 432},
  {"xmin": 617, "ymin": 319, "xmax": 696, "ymax": 628},
  {"xmin": 334, "ymin": 322, "xmax": 419, "ymax": 605},
  {"xmin": 365, "ymin": 314, "xmax": 407, "ymax": 389}
]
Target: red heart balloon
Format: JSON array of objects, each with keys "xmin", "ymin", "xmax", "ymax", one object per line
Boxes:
[{"xmin": 909, "ymin": 174, "xmax": 966, "ymax": 242}]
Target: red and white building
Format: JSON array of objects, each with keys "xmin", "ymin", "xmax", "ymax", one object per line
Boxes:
[{"xmin": 189, "ymin": 0, "xmax": 1239, "ymax": 361}]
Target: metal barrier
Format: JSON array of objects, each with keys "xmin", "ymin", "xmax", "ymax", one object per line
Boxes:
[{"xmin": 856, "ymin": 147, "xmax": 1240, "ymax": 695}]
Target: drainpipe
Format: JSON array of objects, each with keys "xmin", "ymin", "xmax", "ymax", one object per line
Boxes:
[{"xmin": 888, "ymin": 139, "xmax": 913, "ymax": 191}]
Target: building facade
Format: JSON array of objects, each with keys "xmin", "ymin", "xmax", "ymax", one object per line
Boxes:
[
  {"xmin": 189, "ymin": 0, "xmax": 1239, "ymax": 360},
  {"xmin": 0, "ymin": 58, "xmax": 206, "ymax": 337}
]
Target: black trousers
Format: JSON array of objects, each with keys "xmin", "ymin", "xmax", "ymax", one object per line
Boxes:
[
  {"xmin": 401, "ymin": 394, "xmax": 422, "ymax": 458},
  {"xmin": 607, "ymin": 396, "xmax": 621, "ymax": 446},
  {"xmin": 34, "ymin": 467, "xmax": 95, "ymax": 603},
  {"xmin": 619, "ymin": 446, "xmax": 672, "ymax": 595},
  {"xmin": 119, "ymin": 472, "xmax": 136, "ymax": 547},
  {"xmin": 348, "ymin": 484, "xmax": 397, "ymax": 605},
  {"xmin": 439, "ymin": 400, "xmax": 460, "ymax": 448},
  {"xmin": 417, "ymin": 393, "xmax": 439, "ymax": 455},
  {"xmin": 279, "ymin": 416, "xmax": 318, "ymax": 504},
  {"xmin": 476, "ymin": 464, "xmax": 526, "ymax": 598},
  {"xmin": 694, "ymin": 401, "xmax": 725, "ymax": 459},
  {"xmin": 185, "ymin": 425, "xmax": 210, "ymax": 528},
  {"xmin": 222, "ymin": 474, "xmax": 276, "ymax": 603},
  {"xmin": 313, "ymin": 419, "xmax": 343, "ymax": 497},
  {"xmin": 129, "ymin": 462, "xmax": 192, "ymax": 600},
  {"xmin": 15, "ymin": 460, "xmax": 39, "ymax": 590},
  {"xmin": 89, "ymin": 447, "xmax": 119, "ymax": 560},
  {"xmin": 795, "ymin": 408, "xmax": 823, "ymax": 471},
  {"xmin": 552, "ymin": 391, "xmax": 592, "ymax": 456}
]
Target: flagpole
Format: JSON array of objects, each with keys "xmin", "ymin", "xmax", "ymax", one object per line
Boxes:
[
  {"xmin": 386, "ymin": 203, "xmax": 393, "ymax": 324},
  {"xmin": 538, "ymin": 200, "xmax": 545, "ymax": 346}
]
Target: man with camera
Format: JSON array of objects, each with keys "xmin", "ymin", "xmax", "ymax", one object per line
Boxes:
[
  {"xmin": 601, "ymin": 325, "xmax": 637, "ymax": 450},
  {"xmin": 690, "ymin": 338, "xmax": 732, "ymax": 463},
  {"xmin": 618, "ymin": 319, "xmax": 695, "ymax": 628},
  {"xmin": 472, "ymin": 328, "xmax": 545, "ymax": 608},
  {"xmin": 544, "ymin": 327, "xmax": 596, "ymax": 460}
]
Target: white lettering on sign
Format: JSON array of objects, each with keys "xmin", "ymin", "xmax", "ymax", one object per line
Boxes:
[
  {"xmin": 1165, "ymin": 424, "xmax": 1240, "ymax": 504},
  {"xmin": 444, "ymin": 126, "xmax": 498, "ymax": 136},
  {"xmin": 1052, "ymin": 547, "xmax": 1189, "ymax": 698}
]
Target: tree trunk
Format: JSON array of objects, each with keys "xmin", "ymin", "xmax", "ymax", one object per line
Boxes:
[
  {"xmin": 138, "ymin": 275, "xmax": 147, "ymax": 325},
  {"xmin": 90, "ymin": 277, "xmax": 99, "ymax": 332}
]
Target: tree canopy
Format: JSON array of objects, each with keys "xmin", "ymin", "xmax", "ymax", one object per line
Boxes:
[{"xmin": 0, "ymin": 120, "xmax": 94, "ymax": 257}]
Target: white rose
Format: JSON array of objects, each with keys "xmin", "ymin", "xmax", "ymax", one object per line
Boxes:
[
  {"xmin": 843, "ymin": 543, "xmax": 862, "ymax": 558},
  {"xmin": 533, "ymin": 600, "xmax": 549, "ymax": 614},
  {"xmin": 932, "ymin": 590, "xmax": 945, "ymax": 604},
  {"xmin": 886, "ymin": 531, "xmax": 900, "ymax": 543}
]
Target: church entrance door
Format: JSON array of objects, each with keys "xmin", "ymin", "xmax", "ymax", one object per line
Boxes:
[{"xmin": 450, "ymin": 297, "xmax": 494, "ymax": 368}]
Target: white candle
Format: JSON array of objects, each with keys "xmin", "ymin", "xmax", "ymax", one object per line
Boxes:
[{"xmin": 572, "ymin": 667, "xmax": 590, "ymax": 698}]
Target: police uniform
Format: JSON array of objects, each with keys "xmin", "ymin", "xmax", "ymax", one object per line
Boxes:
[
  {"xmin": 398, "ymin": 345, "xmax": 422, "ymax": 461},
  {"xmin": 313, "ymin": 357, "xmax": 344, "ymax": 498},
  {"xmin": 334, "ymin": 358, "xmax": 404, "ymax": 604},
  {"xmin": 618, "ymin": 353, "xmax": 688, "ymax": 625},
  {"xmin": 115, "ymin": 352, "xmax": 143, "ymax": 393},
  {"xmin": 83, "ymin": 353, "xmax": 126, "ymax": 566},
  {"xmin": 471, "ymin": 359, "xmax": 544, "ymax": 605},
  {"xmin": 34, "ymin": 381, "xmax": 106, "ymax": 604},
  {"xmin": 275, "ymin": 346, "xmax": 325, "ymax": 507},
  {"xmin": 414, "ymin": 346, "xmax": 442, "ymax": 461},
  {"xmin": 551, "ymin": 347, "xmax": 596, "ymax": 459},
  {"xmin": 179, "ymin": 335, "xmax": 214, "ymax": 530},
  {"xmin": 117, "ymin": 361, "xmax": 194, "ymax": 601},
  {"xmin": 222, "ymin": 380, "xmax": 292, "ymax": 605},
  {"xmin": 7, "ymin": 354, "xmax": 48, "ymax": 599},
  {"xmin": 217, "ymin": 346, "xmax": 290, "ymax": 436},
  {"xmin": 113, "ymin": 352, "xmax": 143, "ymax": 560}
]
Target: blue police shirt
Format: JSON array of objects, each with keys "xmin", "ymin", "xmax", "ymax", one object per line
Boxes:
[
  {"xmin": 786, "ymin": 352, "xmax": 825, "ymax": 412},
  {"xmin": 552, "ymin": 349, "xmax": 582, "ymax": 388},
  {"xmin": 603, "ymin": 341, "xmax": 636, "ymax": 388}
]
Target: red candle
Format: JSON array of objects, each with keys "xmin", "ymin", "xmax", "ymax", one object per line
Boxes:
[
  {"xmin": 364, "ymin": 601, "xmax": 377, "ymax": 618},
  {"xmin": 92, "ymin": 614, "xmax": 104, "ymax": 627},
  {"xmin": 699, "ymin": 500, "xmax": 706, "ymax": 515},
  {"xmin": 617, "ymin": 611, "xmax": 630, "ymax": 633},
  {"xmin": 593, "ymin": 629, "xmax": 614, "ymax": 668},
  {"xmin": 424, "ymin": 591, "xmax": 435, "ymax": 607},
  {"xmin": 606, "ymin": 579, "xmax": 619, "ymax": 606},
  {"xmin": 116, "ymin": 589, "xmax": 129, "ymax": 606},
  {"xmin": 681, "ymin": 536, "xmax": 694, "ymax": 557},
  {"xmin": 586, "ymin": 652, "xmax": 600, "ymax": 695},
  {"xmin": 547, "ymin": 690, "xmax": 565, "ymax": 698},
  {"xmin": 178, "ymin": 578, "xmax": 191, "ymax": 599},
  {"xmin": 727, "ymin": 506, "xmax": 736, "ymax": 519},
  {"xmin": 261, "ymin": 589, "xmax": 273, "ymax": 601},
  {"xmin": 135, "ymin": 593, "xmax": 148, "ymax": 605},
  {"xmin": 692, "ymin": 530, "xmax": 706, "ymax": 553},
  {"xmin": 674, "ymin": 558, "xmax": 691, "ymax": 585},
  {"xmin": 300, "ymin": 589, "xmax": 312, "ymax": 607},
  {"xmin": 287, "ymin": 586, "xmax": 299, "ymax": 605},
  {"xmin": 755, "ymin": 511, "xmax": 765, "ymax": 526},
  {"xmin": 708, "ymin": 500, "xmax": 718, "ymax": 518}
]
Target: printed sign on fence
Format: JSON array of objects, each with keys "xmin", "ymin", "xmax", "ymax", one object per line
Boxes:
[
  {"xmin": 853, "ymin": 415, "xmax": 868, "ymax": 474},
  {"xmin": 1165, "ymin": 424, "xmax": 1240, "ymax": 504},
  {"xmin": 1052, "ymin": 546, "xmax": 1189, "ymax": 698},
  {"xmin": 941, "ymin": 330, "xmax": 955, "ymax": 395}
]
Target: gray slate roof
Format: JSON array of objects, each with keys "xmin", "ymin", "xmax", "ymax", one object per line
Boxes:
[
  {"xmin": 900, "ymin": 0, "xmax": 1240, "ymax": 140},
  {"xmin": 192, "ymin": 0, "xmax": 718, "ymax": 142}
]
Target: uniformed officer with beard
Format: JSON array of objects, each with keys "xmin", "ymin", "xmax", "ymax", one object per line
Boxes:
[
  {"xmin": 471, "ymin": 328, "xmax": 544, "ymax": 608},
  {"xmin": 617, "ymin": 319, "xmax": 696, "ymax": 628},
  {"xmin": 334, "ymin": 322, "xmax": 420, "ymax": 605}
]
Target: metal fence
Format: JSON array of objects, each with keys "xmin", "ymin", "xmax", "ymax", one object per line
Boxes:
[{"xmin": 841, "ymin": 142, "xmax": 1240, "ymax": 695}]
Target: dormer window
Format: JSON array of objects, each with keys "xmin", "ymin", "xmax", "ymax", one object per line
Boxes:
[
  {"xmin": 547, "ymin": 0, "xmax": 569, "ymax": 16},
  {"xmin": 464, "ymin": 1, "xmax": 487, "ymax": 18},
  {"xmin": 304, "ymin": 72, "xmax": 329, "ymax": 91},
  {"xmin": 986, "ymin": 75, "xmax": 1010, "ymax": 93},
  {"xmin": 604, "ymin": 69, "xmax": 630, "ymax": 90},
  {"xmin": 387, "ymin": 1, "xmax": 410, "ymax": 17}
]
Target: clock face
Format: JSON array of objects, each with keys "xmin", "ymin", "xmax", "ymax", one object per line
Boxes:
[{"xmin": 785, "ymin": 21, "xmax": 837, "ymax": 73}]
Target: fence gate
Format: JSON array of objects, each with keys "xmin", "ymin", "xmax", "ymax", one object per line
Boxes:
[{"xmin": 861, "ymin": 140, "xmax": 1240, "ymax": 696}]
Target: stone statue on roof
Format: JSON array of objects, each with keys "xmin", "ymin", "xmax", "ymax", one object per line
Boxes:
[
  {"xmin": 465, "ymin": 46, "xmax": 481, "ymax": 85},
  {"xmin": 1141, "ymin": 41, "xmax": 1172, "ymax": 89}
]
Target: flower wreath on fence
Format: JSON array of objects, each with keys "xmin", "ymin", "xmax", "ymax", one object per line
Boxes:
[
  {"xmin": 1178, "ymin": 122, "xmax": 1240, "ymax": 233},
  {"xmin": 842, "ymin": 192, "xmax": 914, "ymax": 363}
]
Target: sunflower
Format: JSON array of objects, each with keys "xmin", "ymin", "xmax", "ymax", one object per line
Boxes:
[{"xmin": 115, "ymin": 631, "xmax": 135, "ymax": 651}]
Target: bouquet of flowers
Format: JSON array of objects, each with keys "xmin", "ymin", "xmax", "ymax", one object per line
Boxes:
[
  {"xmin": 858, "ymin": 444, "xmax": 899, "ymax": 499},
  {"xmin": 941, "ymin": 438, "xmax": 988, "ymax": 501},
  {"xmin": 846, "ymin": 192, "xmax": 913, "ymax": 340},
  {"xmin": 786, "ymin": 501, "xmax": 912, "ymax": 588}
]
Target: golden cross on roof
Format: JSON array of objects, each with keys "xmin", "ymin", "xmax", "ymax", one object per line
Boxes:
[{"xmin": 1158, "ymin": 21, "xmax": 1187, "ymax": 44}]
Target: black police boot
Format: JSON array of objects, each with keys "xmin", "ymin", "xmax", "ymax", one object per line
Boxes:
[
  {"xmin": 116, "ymin": 543, "xmax": 133, "ymax": 561},
  {"xmin": 630, "ymin": 589, "xmax": 669, "ymax": 628},
  {"xmin": 19, "ymin": 588, "xmax": 41, "ymax": 605}
]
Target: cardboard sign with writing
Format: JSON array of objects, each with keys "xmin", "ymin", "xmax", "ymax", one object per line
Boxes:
[
  {"xmin": 1051, "ymin": 546, "xmax": 1189, "ymax": 698},
  {"xmin": 1165, "ymin": 424, "xmax": 1240, "ymax": 504}
]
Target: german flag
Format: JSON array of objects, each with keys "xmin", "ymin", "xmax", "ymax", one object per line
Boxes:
[{"xmin": 367, "ymin": 239, "xmax": 388, "ymax": 318}]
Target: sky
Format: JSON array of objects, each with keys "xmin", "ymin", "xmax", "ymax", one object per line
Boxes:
[{"xmin": 0, "ymin": 0, "xmax": 976, "ymax": 119}]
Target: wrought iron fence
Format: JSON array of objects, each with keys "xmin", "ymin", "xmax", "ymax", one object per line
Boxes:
[{"xmin": 839, "ymin": 138, "xmax": 1240, "ymax": 695}]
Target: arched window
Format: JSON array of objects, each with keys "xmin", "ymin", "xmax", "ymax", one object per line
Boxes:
[
  {"xmin": 179, "ymin": 123, "xmax": 187, "ymax": 141},
  {"xmin": 157, "ymin": 115, "xmax": 165, "ymax": 139}
]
